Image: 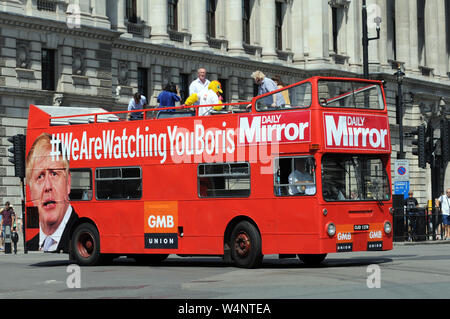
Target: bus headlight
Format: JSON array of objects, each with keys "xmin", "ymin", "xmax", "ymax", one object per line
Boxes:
[
  {"xmin": 384, "ymin": 221, "xmax": 392, "ymax": 234},
  {"xmin": 327, "ymin": 223, "xmax": 336, "ymax": 237}
]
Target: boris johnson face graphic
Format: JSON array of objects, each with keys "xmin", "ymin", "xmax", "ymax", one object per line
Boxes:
[{"xmin": 28, "ymin": 140, "xmax": 71, "ymax": 236}]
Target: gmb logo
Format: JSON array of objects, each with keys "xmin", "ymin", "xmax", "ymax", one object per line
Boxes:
[{"xmin": 147, "ymin": 215, "xmax": 175, "ymax": 228}]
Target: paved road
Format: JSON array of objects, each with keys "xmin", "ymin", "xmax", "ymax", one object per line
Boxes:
[{"xmin": 1, "ymin": 241, "xmax": 449, "ymax": 300}]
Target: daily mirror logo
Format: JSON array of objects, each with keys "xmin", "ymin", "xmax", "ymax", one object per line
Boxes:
[
  {"xmin": 238, "ymin": 111, "xmax": 311, "ymax": 145},
  {"xmin": 324, "ymin": 113, "xmax": 390, "ymax": 151}
]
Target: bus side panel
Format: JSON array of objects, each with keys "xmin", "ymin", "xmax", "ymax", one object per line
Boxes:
[
  {"xmin": 72, "ymin": 202, "xmax": 123, "ymax": 254},
  {"xmin": 178, "ymin": 201, "xmax": 251, "ymax": 254},
  {"xmin": 118, "ymin": 201, "xmax": 144, "ymax": 254},
  {"xmin": 178, "ymin": 199, "xmax": 321, "ymax": 256},
  {"xmin": 272, "ymin": 198, "xmax": 319, "ymax": 235},
  {"xmin": 178, "ymin": 200, "xmax": 278, "ymax": 255}
]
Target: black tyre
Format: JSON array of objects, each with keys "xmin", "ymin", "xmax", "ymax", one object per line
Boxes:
[
  {"xmin": 230, "ymin": 221, "xmax": 263, "ymax": 268},
  {"xmin": 298, "ymin": 254, "xmax": 327, "ymax": 266},
  {"xmin": 71, "ymin": 223, "xmax": 102, "ymax": 266},
  {"xmin": 133, "ymin": 254, "xmax": 169, "ymax": 265}
]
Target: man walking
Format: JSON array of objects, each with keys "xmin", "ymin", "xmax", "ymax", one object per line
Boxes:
[
  {"xmin": 0, "ymin": 201, "xmax": 15, "ymax": 250},
  {"xmin": 436, "ymin": 188, "xmax": 450, "ymax": 240}
]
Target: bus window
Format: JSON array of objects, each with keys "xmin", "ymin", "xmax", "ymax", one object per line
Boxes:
[
  {"xmin": 318, "ymin": 80, "xmax": 384, "ymax": 109},
  {"xmin": 255, "ymin": 82, "xmax": 312, "ymax": 111},
  {"xmin": 198, "ymin": 162, "xmax": 250, "ymax": 198},
  {"xmin": 95, "ymin": 167, "xmax": 142, "ymax": 200},
  {"xmin": 322, "ymin": 155, "xmax": 390, "ymax": 202},
  {"xmin": 274, "ymin": 157, "xmax": 316, "ymax": 196},
  {"xmin": 69, "ymin": 168, "xmax": 92, "ymax": 201}
]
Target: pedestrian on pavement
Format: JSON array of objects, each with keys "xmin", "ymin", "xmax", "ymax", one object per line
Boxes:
[
  {"xmin": 435, "ymin": 188, "xmax": 450, "ymax": 240},
  {"xmin": 11, "ymin": 225, "xmax": 19, "ymax": 254},
  {"xmin": 405, "ymin": 191, "xmax": 419, "ymax": 209},
  {"xmin": 0, "ymin": 201, "xmax": 16, "ymax": 250},
  {"xmin": 405, "ymin": 191, "xmax": 419, "ymax": 241},
  {"xmin": 0, "ymin": 210, "xmax": 2, "ymax": 250}
]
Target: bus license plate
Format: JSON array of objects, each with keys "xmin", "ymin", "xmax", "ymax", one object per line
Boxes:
[{"xmin": 354, "ymin": 224, "xmax": 369, "ymax": 231}]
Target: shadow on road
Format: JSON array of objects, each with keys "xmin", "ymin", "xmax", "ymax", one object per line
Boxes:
[
  {"xmin": 29, "ymin": 255, "xmax": 393, "ymax": 269},
  {"xmin": 30, "ymin": 259, "xmax": 73, "ymax": 267}
]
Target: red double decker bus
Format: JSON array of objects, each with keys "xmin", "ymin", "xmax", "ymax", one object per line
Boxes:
[{"xmin": 24, "ymin": 76, "xmax": 393, "ymax": 268}]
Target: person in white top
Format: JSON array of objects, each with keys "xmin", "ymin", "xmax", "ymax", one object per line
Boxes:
[
  {"xmin": 189, "ymin": 67, "xmax": 210, "ymax": 105},
  {"xmin": 436, "ymin": 188, "xmax": 450, "ymax": 240},
  {"xmin": 127, "ymin": 92, "xmax": 148, "ymax": 120}
]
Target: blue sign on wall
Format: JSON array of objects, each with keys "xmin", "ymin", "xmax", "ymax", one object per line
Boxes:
[{"xmin": 394, "ymin": 181, "xmax": 410, "ymax": 199}]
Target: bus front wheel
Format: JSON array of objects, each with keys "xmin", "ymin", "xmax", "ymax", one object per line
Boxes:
[
  {"xmin": 71, "ymin": 223, "xmax": 102, "ymax": 266},
  {"xmin": 230, "ymin": 221, "xmax": 263, "ymax": 268},
  {"xmin": 298, "ymin": 254, "xmax": 327, "ymax": 266}
]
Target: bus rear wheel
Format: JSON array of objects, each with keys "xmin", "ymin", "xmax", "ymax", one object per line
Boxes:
[
  {"xmin": 230, "ymin": 221, "xmax": 263, "ymax": 268},
  {"xmin": 298, "ymin": 254, "xmax": 327, "ymax": 266},
  {"xmin": 71, "ymin": 223, "xmax": 102, "ymax": 266}
]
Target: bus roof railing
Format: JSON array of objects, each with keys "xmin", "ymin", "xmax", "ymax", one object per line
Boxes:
[
  {"xmin": 37, "ymin": 77, "xmax": 384, "ymax": 126},
  {"xmin": 42, "ymin": 101, "xmax": 251, "ymax": 126},
  {"xmin": 36, "ymin": 105, "xmax": 121, "ymax": 126}
]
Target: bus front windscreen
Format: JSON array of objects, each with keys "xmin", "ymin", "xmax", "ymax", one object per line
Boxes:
[
  {"xmin": 318, "ymin": 80, "xmax": 384, "ymax": 110},
  {"xmin": 322, "ymin": 154, "xmax": 390, "ymax": 202}
]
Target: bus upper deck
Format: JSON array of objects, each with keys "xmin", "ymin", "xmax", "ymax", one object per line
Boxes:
[
  {"xmin": 29, "ymin": 76, "xmax": 387, "ymax": 123},
  {"xmin": 28, "ymin": 76, "xmax": 390, "ymax": 159}
]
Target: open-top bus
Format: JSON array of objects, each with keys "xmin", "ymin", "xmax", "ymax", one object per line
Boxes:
[{"xmin": 24, "ymin": 76, "xmax": 393, "ymax": 268}]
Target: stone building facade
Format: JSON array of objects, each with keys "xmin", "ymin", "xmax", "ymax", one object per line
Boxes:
[{"xmin": 1, "ymin": 0, "xmax": 450, "ymax": 212}]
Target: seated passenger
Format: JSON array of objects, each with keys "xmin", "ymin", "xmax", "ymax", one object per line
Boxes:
[
  {"xmin": 323, "ymin": 184, "xmax": 345, "ymax": 200},
  {"xmin": 337, "ymin": 189, "xmax": 346, "ymax": 200},
  {"xmin": 288, "ymin": 159, "xmax": 316, "ymax": 195}
]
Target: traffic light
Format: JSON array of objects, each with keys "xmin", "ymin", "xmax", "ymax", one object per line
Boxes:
[
  {"xmin": 425, "ymin": 124, "xmax": 435, "ymax": 165},
  {"xmin": 412, "ymin": 125, "xmax": 426, "ymax": 169},
  {"xmin": 441, "ymin": 119, "xmax": 450, "ymax": 163},
  {"xmin": 7, "ymin": 134, "xmax": 26, "ymax": 178}
]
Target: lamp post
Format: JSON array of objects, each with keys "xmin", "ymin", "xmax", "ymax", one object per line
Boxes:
[
  {"xmin": 395, "ymin": 67, "xmax": 406, "ymax": 159},
  {"xmin": 362, "ymin": 0, "xmax": 381, "ymax": 78}
]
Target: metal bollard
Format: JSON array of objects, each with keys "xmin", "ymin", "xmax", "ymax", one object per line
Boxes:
[{"xmin": 4, "ymin": 225, "xmax": 11, "ymax": 254}]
